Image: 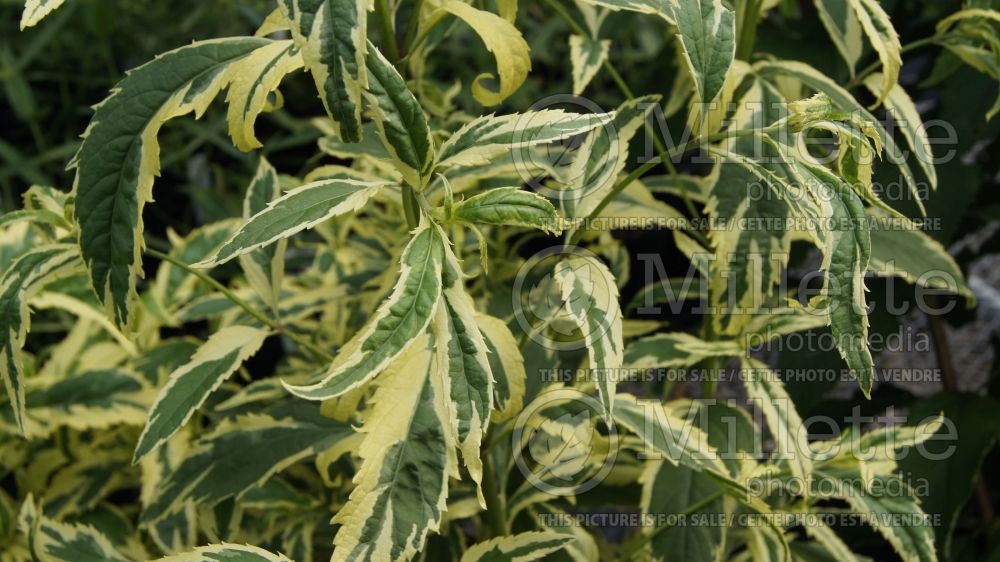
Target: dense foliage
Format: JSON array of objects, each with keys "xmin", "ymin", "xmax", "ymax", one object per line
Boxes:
[{"xmin": 1, "ymin": 0, "xmax": 999, "ymax": 561}]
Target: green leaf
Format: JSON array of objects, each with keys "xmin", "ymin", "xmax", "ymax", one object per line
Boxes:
[
  {"xmin": 0, "ymin": 244, "xmax": 80, "ymax": 433},
  {"xmin": 71, "ymin": 37, "xmax": 272, "ymax": 327},
  {"xmin": 435, "ymin": 110, "xmax": 612, "ymax": 170},
  {"xmin": 224, "ymin": 40, "xmax": 303, "ymax": 151},
  {"xmin": 284, "ymin": 220, "xmax": 445, "ymax": 399},
  {"xmin": 133, "ymin": 326, "xmax": 270, "ymax": 464},
  {"xmin": 867, "ymin": 210, "xmax": 972, "ymax": 300},
  {"xmin": 363, "ymin": 41, "xmax": 434, "ymax": 188},
  {"xmin": 141, "ymin": 403, "xmax": 350, "ymax": 524},
  {"xmin": 277, "ymin": 0, "xmax": 370, "ymax": 143},
  {"xmin": 452, "ymin": 187, "xmax": 560, "ymax": 233},
  {"xmin": 460, "ymin": 532, "xmax": 573, "ymax": 562},
  {"xmin": 554, "ymin": 255, "xmax": 623, "ymax": 419},
  {"xmin": 432, "ymin": 1, "xmax": 531, "ymax": 106},
  {"xmin": 20, "ymin": 0, "xmax": 67, "ymax": 29},
  {"xmin": 669, "ymin": 0, "xmax": 736, "ymax": 106},
  {"xmin": 569, "ymin": 35, "xmax": 610, "ymax": 95},
  {"xmin": 198, "ymin": 178, "xmax": 386, "ymax": 267},
  {"xmin": 331, "ymin": 334, "xmax": 454, "ymax": 562},
  {"xmin": 151, "ymin": 543, "xmax": 293, "ymax": 561},
  {"xmin": 477, "ymin": 314, "xmax": 526, "ymax": 422},
  {"xmin": 862, "ymin": 73, "xmax": 938, "ymax": 190},
  {"xmin": 640, "ymin": 458, "xmax": 725, "ymax": 562}
]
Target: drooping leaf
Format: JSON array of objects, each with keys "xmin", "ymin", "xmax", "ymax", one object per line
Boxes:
[
  {"xmin": 862, "ymin": 73, "xmax": 938, "ymax": 190},
  {"xmin": 452, "ymin": 187, "xmax": 560, "ymax": 233},
  {"xmin": 224, "ymin": 40, "xmax": 304, "ymax": 150},
  {"xmin": 814, "ymin": 0, "xmax": 864, "ymax": 74},
  {"xmin": 669, "ymin": 0, "xmax": 736, "ymax": 106},
  {"xmin": 19, "ymin": 0, "xmax": 67, "ymax": 29},
  {"xmin": 276, "ymin": 0, "xmax": 371, "ymax": 143},
  {"xmin": 284, "ymin": 220, "xmax": 445, "ymax": 399},
  {"xmin": 238, "ymin": 158, "xmax": 287, "ymax": 310},
  {"xmin": 0, "ymin": 244, "xmax": 80, "ymax": 432},
  {"xmin": 554, "ymin": 255, "xmax": 623, "ymax": 419},
  {"xmin": 331, "ymin": 334, "xmax": 454, "ymax": 562},
  {"xmin": 847, "ymin": 0, "xmax": 901, "ymax": 106},
  {"xmin": 198, "ymin": 178, "xmax": 386, "ymax": 266},
  {"xmin": 133, "ymin": 326, "xmax": 270, "ymax": 463},
  {"xmin": 433, "ymin": 1, "xmax": 531, "ymax": 106},
  {"xmin": 71, "ymin": 37, "xmax": 272, "ymax": 326}
]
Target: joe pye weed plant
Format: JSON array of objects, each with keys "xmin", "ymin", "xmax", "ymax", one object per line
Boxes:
[{"xmin": 2, "ymin": 0, "xmax": 998, "ymax": 561}]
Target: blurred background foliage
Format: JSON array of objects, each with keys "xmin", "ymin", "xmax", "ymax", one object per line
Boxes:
[{"xmin": 1, "ymin": 0, "xmax": 999, "ymax": 560}]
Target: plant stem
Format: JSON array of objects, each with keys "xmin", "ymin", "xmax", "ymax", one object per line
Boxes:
[
  {"xmin": 375, "ymin": 0, "xmax": 402, "ymax": 67},
  {"xmin": 735, "ymin": 0, "xmax": 763, "ymax": 61},
  {"xmin": 145, "ymin": 249, "xmax": 333, "ymax": 362},
  {"xmin": 400, "ymin": 0, "xmax": 424, "ymax": 57},
  {"xmin": 401, "ymin": 185, "xmax": 421, "ymax": 228},
  {"xmin": 481, "ymin": 450, "xmax": 508, "ymax": 537}
]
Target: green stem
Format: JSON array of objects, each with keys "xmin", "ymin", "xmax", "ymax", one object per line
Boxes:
[
  {"xmin": 401, "ymin": 185, "xmax": 421, "ymax": 228},
  {"xmin": 481, "ymin": 450, "xmax": 508, "ymax": 537},
  {"xmin": 375, "ymin": 0, "xmax": 402, "ymax": 67},
  {"xmin": 735, "ymin": 0, "xmax": 763, "ymax": 61},
  {"xmin": 145, "ymin": 249, "xmax": 333, "ymax": 362},
  {"xmin": 400, "ymin": 0, "xmax": 424, "ymax": 57}
]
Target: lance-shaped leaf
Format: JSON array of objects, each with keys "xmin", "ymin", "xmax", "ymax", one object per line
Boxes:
[
  {"xmin": 867, "ymin": 211, "xmax": 972, "ymax": 300},
  {"xmin": 624, "ymin": 332, "xmax": 740, "ymax": 370},
  {"xmin": 814, "ymin": 0, "xmax": 864, "ymax": 75},
  {"xmin": 847, "ymin": 0, "xmax": 901, "ymax": 106},
  {"xmin": 133, "ymin": 326, "xmax": 270, "ymax": 464},
  {"xmin": 71, "ymin": 37, "xmax": 272, "ymax": 327},
  {"xmin": 741, "ymin": 357, "xmax": 813, "ymax": 486},
  {"xmin": 573, "ymin": 0, "xmax": 673, "ymax": 21},
  {"xmin": 198, "ymin": 178, "xmax": 386, "ymax": 267},
  {"xmin": 142, "ymin": 403, "xmax": 350, "ymax": 523},
  {"xmin": 152, "ymin": 543, "xmax": 292, "ymax": 561},
  {"xmin": 569, "ymin": 35, "xmax": 610, "ymax": 95},
  {"xmin": 331, "ymin": 334, "xmax": 455, "ymax": 562},
  {"xmin": 640, "ymin": 457, "xmax": 726, "ymax": 562},
  {"xmin": 862, "ymin": 73, "xmax": 937, "ymax": 190},
  {"xmin": 239, "ymin": 158, "xmax": 287, "ymax": 310},
  {"xmin": 435, "ymin": 110, "xmax": 612, "ymax": 170},
  {"xmin": 432, "ymin": 242, "xmax": 494, "ymax": 503},
  {"xmin": 460, "ymin": 532, "xmax": 573, "ymax": 562},
  {"xmin": 225, "ymin": 40, "xmax": 303, "ymax": 151},
  {"xmin": 799, "ymin": 163, "xmax": 874, "ymax": 397},
  {"xmin": 20, "ymin": 0, "xmax": 67, "ymax": 29},
  {"xmin": 670, "ymin": 0, "xmax": 736, "ymax": 106},
  {"xmin": 18, "ymin": 498, "xmax": 131, "ymax": 562},
  {"xmin": 452, "ymin": 187, "xmax": 561, "ymax": 234},
  {"xmin": 554, "ymin": 255, "xmax": 623, "ymax": 419},
  {"xmin": 363, "ymin": 41, "xmax": 434, "ymax": 188},
  {"xmin": 277, "ymin": 0, "xmax": 370, "ymax": 143},
  {"xmin": 477, "ymin": 314, "xmax": 526, "ymax": 422},
  {"xmin": 284, "ymin": 220, "xmax": 445, "ymax": 399},
  {"xmin": 0, "ymin": 244, "xmax": 80, "ymax": 433},
  {"xmin": 432, "ymin": 1, "xmax": 531, "ymax": 106}
]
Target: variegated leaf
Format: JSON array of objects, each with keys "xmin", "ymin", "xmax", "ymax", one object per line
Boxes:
[
  {"xmin": 285, "ymin": 220, "xmax": 445, "ymax": 399},
  {"xmin": 133, "ymin": 326, "xmax": 270, "ymax": 463},
  {"xmin": 847, "ymin": 0, "xmax": 901, "ymax": 106},
  {"xmin": 669, "ymin": 0, "xmax": 736, "ymax": 106},
  {"xmin": 276, "ymin": 0, "xmax": 371, "ymax": 143},
  {"xmin": 152, "ymin": 543, "xmax": 292, "ymax": 561},
  {"xmin": 624, "ymin": 332, "xmax": 740, "ymax": 370},
  {"xmin": 436, "ymin": 110, "xmax": 612, "ymax": 170},
  {"xmin": 814, "ymin": 0, "xmax": 864, "ymax": 74},
  {"xmin": 363, "ymin": 41, "xmax": 434, "ymax": 188},
  {"xmin": 0, "ymin": 244, "xmax": 81, "ymax": 433},
  {"xmin": 71, "ymin": 38, "xmax": 273, "ymax": 327},
  {"xmin": 862, "ymin": 73, "xmax": 937, "ymax": 190},
  {"xmin": 18, "ymin": 498, "xmax": 130, "ymax": 562},
  {"xmin": 477, "ymin": 314, "xmax": 526, "ymax": 422},
  {"xmin": 554, "ymin": 255, "xmax": 623, "ymax": 419},
  {"xmin": 569, "ymin": 35, "xmax": 609, "ymax": 95},
  {"xmin": 331, "ymin": 334, "xmax": 454, "ymax": 562},
  {"xmin": 460, "ymin": 532, "xmax": 573, "ymax": 562},
  {"xmin": 20, "ymin": 0, "xmax": 67, "ymax": 29},
  {"xmin": 452, "ymin": 187, "xmax": 560, "ymax": 233},
  {"xmin": 239, "ymin": 158, "xmax": 287, "ymax": 310},
  {"xmin": 198, "ymin": 178, "xmax": 386, "ymax": 267},
  {"xmin": 224, "ymin": 40, "xmax": 304, "ymax": 150}
]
